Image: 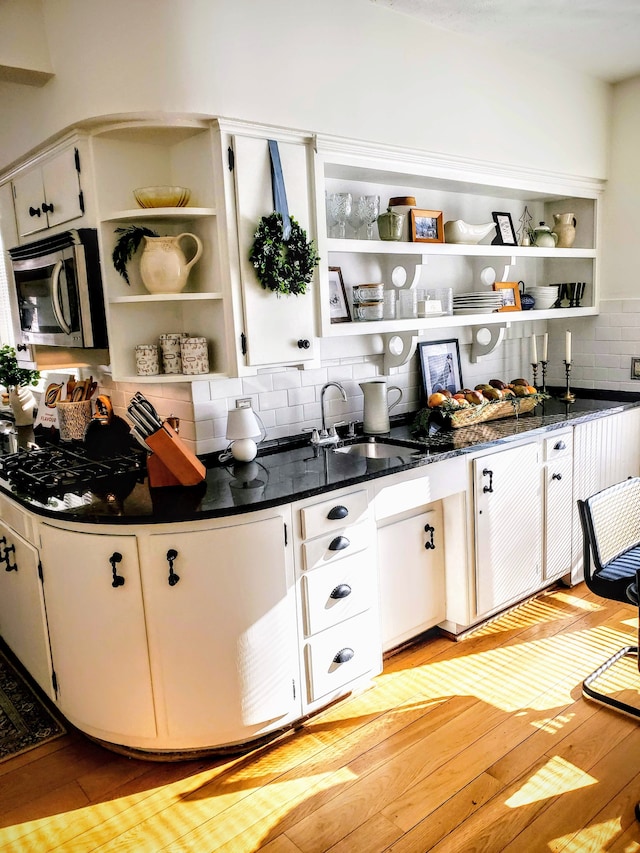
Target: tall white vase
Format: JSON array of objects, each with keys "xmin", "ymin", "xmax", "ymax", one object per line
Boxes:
[{"xmin": 9, "ymin": 386, "xmax": 36, "ymax": 425}]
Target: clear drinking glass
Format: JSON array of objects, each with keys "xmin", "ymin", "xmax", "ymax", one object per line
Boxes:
[
  {"xmin": 326, "ymin": 192, "xmax": 352, "ymax": 239},
  {"xmin": 362, "ymin": 195, "xmax": 380, "ymax": 239},
  {"xmin": 347, "ymin": 195, "xmax": 367, "ymax": 239}
]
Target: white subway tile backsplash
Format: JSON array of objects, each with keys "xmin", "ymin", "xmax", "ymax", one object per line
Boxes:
[
  {"xmin": 273, "ymin": 371, "xmax": 302, "ymax": 391},
  {"xmin": 210, "ymin": 378, "xmax": 243, "ymax": 400},
  {"xmin": 288, "ymin": 386, "xmax": 315, "ymax": 407},
  {"xmin": 242, "ymin": 374, "xmax": 274, "ymax": 394},
  {"xmin": 259, "ymin": 390, "xmax": 289, "ymax": 410},
  {"xmin": 300, "ymin": 368, "xmax": 328, "ymax": 387},
  {"xmin": 275, "ymin": 405, "xmax": 304, "ymax": 425},
  {"xmin": 191, "ymin": 380, "xmax": 212, "ymax": 402},
  {"xmin": 327, "ymin": 365, "xmax": 354, "ymax": 382},
  {"xmin": 594, "ymin": 327, "xmax": 622, "ymax": 341}
]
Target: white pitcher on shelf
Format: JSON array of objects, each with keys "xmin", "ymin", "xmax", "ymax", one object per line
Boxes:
[{"xmin": 139, "ymin": 232, "xmax": 203, "ymax": 294}]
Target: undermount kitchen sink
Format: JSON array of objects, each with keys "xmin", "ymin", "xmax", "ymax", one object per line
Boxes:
[{"xmin": 333, "ymin": 439, "xmax": 421, "ymax": 459}]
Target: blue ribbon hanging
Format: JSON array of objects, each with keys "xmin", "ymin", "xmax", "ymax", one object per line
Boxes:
[{"xmin": 268, "ymin": 139, "xmax": 291, "ymax": 241}]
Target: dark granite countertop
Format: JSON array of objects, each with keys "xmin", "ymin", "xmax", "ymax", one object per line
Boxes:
[{"xmin": 1, "ymin": 393, "xmax": 638, "ymax": 525}]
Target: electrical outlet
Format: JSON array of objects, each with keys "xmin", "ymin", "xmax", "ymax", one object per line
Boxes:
[
  {"xmin": 236, "ymin": 398, "xmax": 252, "ymax": 409},
  {"xmin": 631, "ymin": 358, "xmax": 640, "ymax": 380}
]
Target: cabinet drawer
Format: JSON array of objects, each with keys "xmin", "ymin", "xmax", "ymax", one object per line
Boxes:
[
  {"xmin": 0, "ymin": 494, "xmax": 36, "ymax": 545},
  {"xmin": 544, "ymin": 431, "xmax": 573, "ymax": 461},
  {"xmin": 299, "ymin": 489, "xmax": 369, "ymax": 540},
  {"xmin": 302, "ymin": 521, "xmax": 371, "ymax": 571},
  {"xmin": 301, "ymin": 551, "xmax": 372, "ymax": 636},
  {"xmin": 304, "ymin": 611, "xmax": 379, "ymax": 702}
]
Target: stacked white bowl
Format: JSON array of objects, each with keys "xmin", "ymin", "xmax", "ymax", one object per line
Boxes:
[{"xmin": 526, "ymin": 285, "xmax": 559, "ymax": 310}]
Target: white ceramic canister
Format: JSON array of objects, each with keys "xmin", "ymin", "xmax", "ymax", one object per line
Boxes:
[
  {"xmin": 135, "ymin": 344, "xmax": 160, "ymax": 376},
  {"xmin": 159, "ymin": 332, "xmax": 189, "ymax": 374},
  {"xmin": 180, "ymin": 336, "xmax": 210, "ymax": 374},
  {"xmin": 388, "ymin": 196, "xmax": 416, "ymax": 242}
]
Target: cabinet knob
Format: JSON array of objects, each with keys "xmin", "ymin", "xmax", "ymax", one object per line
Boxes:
[
  {"xmin": 297, "ymin": 339, "xmax": 310, "ymax": 350},
  {"xmin": 109, "ymin": 552, "xmax": 125, "ymax": 588},
  {"xmin": 28, "ymin": 206, "xmax": 41, "ymax": 218},
  {"xmin": 166, "ymin": 548, "xmax": 180, "ymax": 586},
  {"xmin": 327, "ymin": 505, "xmax": 348, "ymax": 520},
  {"xmin": 41, "ymin": 202, "xmax": 54, "ymax": 214},
  {"xmin": 552, "ymin": 472, "xmax": 563, "ymax": 480},
  {"xmin": 333, "ymin": 647, "xmax": 354, "ymax": 664},
  {"xmin": 554, "ymin": 440, "xmax": 566, "ymax": 451},
  {"xmin": 482, "ymin": 468, "xmax": 494, "ymax": 493},
  {"xmin": 330, "ymin": 583, "xmax": 352, "ymax": 599},
  {"xmin": 424, "ymin": 523, "xmax": 436, "ymax": 550},
  {"xmin": 328, "ymin": 535, "xmax": 350, "ymax": 552}
]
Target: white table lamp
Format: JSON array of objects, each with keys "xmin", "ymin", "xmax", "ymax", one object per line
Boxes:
[{"xmin": 226, "ymin": 406, "xmax": 261, "ymax": 462}]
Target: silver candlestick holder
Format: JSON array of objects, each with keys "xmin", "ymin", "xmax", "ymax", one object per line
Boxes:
[{"xmin": 560, "ymin": 360, "xmax": 575, "ymax": 402}]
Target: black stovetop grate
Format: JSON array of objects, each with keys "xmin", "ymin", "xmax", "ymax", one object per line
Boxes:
[{"xmin": 0, "ymin": 443, "xmax": 147, "ymax": 501}]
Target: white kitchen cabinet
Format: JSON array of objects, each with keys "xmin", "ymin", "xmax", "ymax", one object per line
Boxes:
[
  {"xmin": 543, "ymin": 431, "xmax": 574, "ymax": 582},
  {"xmin": 92, "ymin": 119, "xmax": 232, "ymax": 382},
  {"xmin": 293, "ymin": 487, "xmax": 381, "ymax": 713},
  {"xmin": 221, "ymin": 124, "xmax": 318, "ymax": 369},
  {"xmin": 571, "ymin": 407, "xmax": 640, "ymax": 583},
  {"xmin": 38, "ymin": 524, "xmax": 157, "ymax": 743},
  {"xmin": 378, "ymin": 501, "xmax": 445, "ymax": 652},
  {"xmin": 473, "ymin": 442, "xmax": 543, "ymax": 618},
  {"xmin": 138, "ymin": 511, "xmax": 299, "ymax": 749},
  {"xmin": 13, "ymin": 143, "xmax": 86, "ymax": 238},
  {"xmin": 0, "ymin": 517, "xmax": 52, "ymax": 696}
]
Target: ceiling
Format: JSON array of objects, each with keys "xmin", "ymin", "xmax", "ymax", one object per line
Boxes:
[{"xmin": 370, "ymin": 0, "xmax": 640, "ymax": 83}]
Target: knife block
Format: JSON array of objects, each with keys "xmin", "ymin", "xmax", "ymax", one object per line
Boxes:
[{"xmin": 145, "ymin": 423, "xmax": 206, "ymax": 487}]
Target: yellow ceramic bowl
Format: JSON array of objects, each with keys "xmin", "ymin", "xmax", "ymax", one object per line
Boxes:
[{"xmin": 133, "ymin": 186, "xmax": 191, "ymax": 208}]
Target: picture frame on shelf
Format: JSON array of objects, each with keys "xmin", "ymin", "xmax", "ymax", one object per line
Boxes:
[
  {"xmin": 409, "ymin": 209, "xmax": 444, "ymax": 244},
  {"xmin": 417, "ymin": 339, "xmax": 463, "ymax": 400},
  {"xmin": 494, "ymin": 281, "xmax": 522, "ymax": 311},
  {"xmin": 328, "ymin": 266, "xmax": 351, "ymax": 323},
  {"xmin": 491, "ymin": 211, "xmax": 518, "ymax": 246}
]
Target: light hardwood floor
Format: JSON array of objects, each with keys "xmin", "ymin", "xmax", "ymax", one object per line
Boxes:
[{"xmin": 2, "ymin": 583, "xmax": 640, "ymax": 852}]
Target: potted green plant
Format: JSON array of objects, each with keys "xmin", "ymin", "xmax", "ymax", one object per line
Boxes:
[{"xmin": 0, "ymin": 345, "xmax": 40, "ymax": 425}]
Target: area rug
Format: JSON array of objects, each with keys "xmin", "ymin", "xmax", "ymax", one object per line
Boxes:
[{"xmin": 0, "ymin": 647, "xmax": 65, "ymax": 762}]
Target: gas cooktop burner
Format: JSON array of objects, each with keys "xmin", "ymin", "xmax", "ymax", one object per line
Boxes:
[{"xmin": 0, "ymin": 443, "xmax": 147, "ymax": 501}]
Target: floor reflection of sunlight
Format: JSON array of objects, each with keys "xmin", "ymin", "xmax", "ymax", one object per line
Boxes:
[
  {"xmin": 553, "ymin": 818, "xmax": 627, "ymax": 852},
  {"xmin": 505, "ymin": 755, "xmax": 597, "ymax": 808}
]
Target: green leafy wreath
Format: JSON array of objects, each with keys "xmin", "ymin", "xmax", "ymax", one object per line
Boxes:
[{"xmin": 250, "ymin": 212, "xmax": 319, "ymax": 296}]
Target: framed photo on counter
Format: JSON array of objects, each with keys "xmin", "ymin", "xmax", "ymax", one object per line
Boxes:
[
  {"xmin": 328, "ymin": 266, "xmax": 351, "ymax": 323},
  {"xmin": 418, "ymin": 338, "xmax": 463, "ymax": 400}
]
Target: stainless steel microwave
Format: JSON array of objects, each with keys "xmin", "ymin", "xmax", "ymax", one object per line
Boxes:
[{"xmin": 8, "ymin": 228, "xmax": 108, "ymax": 348}]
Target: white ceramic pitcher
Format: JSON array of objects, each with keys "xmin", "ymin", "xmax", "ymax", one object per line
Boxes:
[
  {"xmin": 360, "ymin": 379, "xmax": 403, "ymax": 434},
  {"xmin": 139, "ymin": 232, "xmax": 203, "ymax": 294}
]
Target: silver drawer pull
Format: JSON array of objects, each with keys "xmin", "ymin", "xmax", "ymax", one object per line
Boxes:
[
  {"xmin": 329, "ymin": 535, "xmax": 350, "ymax": 552},
  {"xmin": 333, "ymin": 647, "xmax": 354, "ymax": 664},
  {"xmin": 330, "ymin": 583, "xmax": 352, "ymax": 599},
  {"xmin": 554, "ymin": 440, "xmax": 566, "ymax": 451}
]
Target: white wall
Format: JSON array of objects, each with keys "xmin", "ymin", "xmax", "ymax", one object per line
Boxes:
[
  {"xmin": 0, "ymin": 0, "xmax": 609, "ymax": 178},
  {"xmin": 599, "ymin": 76, "xmax": 640, "ymax": 299}
]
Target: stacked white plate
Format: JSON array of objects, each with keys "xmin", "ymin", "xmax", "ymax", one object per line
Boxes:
[{"xmin": 453, "ymin": 291, "xmax": 504, "ymax": 314}]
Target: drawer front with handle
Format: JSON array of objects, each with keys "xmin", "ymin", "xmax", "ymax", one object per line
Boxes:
[
  {"xmin": 544, "ymin": 431, "xmax": 573, "ymax": 461},
  {"xmin": 301, "ymin": 550, "xmax": 372, "ymax": 635},
  {"xmin": 299, "ymin": 489, "xmax": 369, "ymax": 540},
  {"xmin": 304, "ymin": 611, "xmax": 380, "ymax": 703},
  {"xmin": 302, "ymin": 520, "xmax": 371, "ymax": 571}
]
